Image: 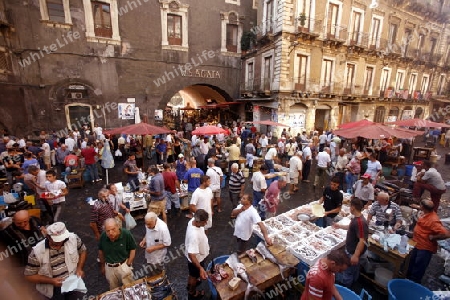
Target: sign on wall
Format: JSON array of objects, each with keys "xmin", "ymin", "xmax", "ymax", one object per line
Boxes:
[
  {"xmin": 118, "ymin": 103, "xmax": 135, "ymax": 120},
  {"xmin": 401, "ymin": 110, "xmax": 414, "ymax": 120},
  {"xmin": 155, "ymin": 109, "xmax": 163, "ymax": 121}
]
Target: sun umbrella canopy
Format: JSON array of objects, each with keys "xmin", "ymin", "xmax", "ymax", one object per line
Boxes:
[
  {"xmin": 104, "ymin": 123, "xmax": 171, "ymax": 136},
  {"xmin": 386, "ymin": 118, "xmax": 450, "ymax": 128},
  {"xmin": 246, "ymin": 120, "xmax": 289, "ymax": 127},
  {"xmin": 338, "ymin": 119, "xmax": 375, "ymax": 129},
  {"xmin": 334, "ymin": 123, "xmax": 423, "ymax": 139},
  {"xmin": 192, "ymin": 125, "xmax": 228, "ymax": 136}
]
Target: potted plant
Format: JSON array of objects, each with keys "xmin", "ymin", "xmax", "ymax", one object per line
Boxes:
[
  {"xmin": 298, "ymin": 13, "xmax": 308, "ymax": 32},
  {"xmin": 241, "ymin": 31, "xmax": 256, "ymax": 53}
]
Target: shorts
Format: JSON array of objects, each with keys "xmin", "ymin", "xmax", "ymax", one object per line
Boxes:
[
  {"xmin": 44, "ymin": 156, "xmax": 51, "ymax": 164},
  {"xmin": 290, "ymin": 175, "xmax": 299, "ymax": 184},
  {"xmin": 212, "ymin": 189, "xmax": 221, "ymax": 198},
  {"xmin": 149, "ymin": 198, "xmax": 167, "ymax": 216},
  {"xmin": 188, "ymin": 260, "xmax": 205, "ymax": 279}
]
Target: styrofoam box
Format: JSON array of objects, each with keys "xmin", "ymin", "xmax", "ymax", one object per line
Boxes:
[{"xmin": 129, "ymin": 199, "xmax": 147, "ymax": 211}]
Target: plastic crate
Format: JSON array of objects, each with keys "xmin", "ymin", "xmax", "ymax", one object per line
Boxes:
[{"xmin": 0, "ymin": 193, "xmax": 19, "ymax": 205}]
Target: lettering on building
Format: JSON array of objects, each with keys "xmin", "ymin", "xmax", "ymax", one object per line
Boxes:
[{"xmin": 180, "ymin": 68, "xmax": 221, "ymax": 79}]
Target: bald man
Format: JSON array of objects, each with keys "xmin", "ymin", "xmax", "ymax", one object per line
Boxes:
[{"xmin": 0, "ymin": 210, "xmax": 45, "ymax": 266}]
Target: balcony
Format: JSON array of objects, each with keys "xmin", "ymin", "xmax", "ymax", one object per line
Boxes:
[
  {"xmin": 241, "ymin": 80, "xmax": 255, "ymax": 92},
  {"xmin": 367, "ymin": 38, "xmax": 388, "ymax": 53},
  {"xmin": 324, "ymin": 25, "xmax": 347, "ymax": 41},
  {"xmin": 295, "ymin": 17, "xmax": 322, "ymax": 40},
  {"xmin": 430, "ymin": 53, "xmax": 443, "ymax": 65},
  {"xmin": 348, "ymin": 32, "xmax": 369, "ymax": 48},
  {"xmin": 319, "ymin": 81, "xmax": 343, "ymax": 95}
]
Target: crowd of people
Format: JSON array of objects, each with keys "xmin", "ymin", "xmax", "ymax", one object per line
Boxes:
[{"xmin": 0, "ymin": 122, "xmax": 449, "ymax": 300}]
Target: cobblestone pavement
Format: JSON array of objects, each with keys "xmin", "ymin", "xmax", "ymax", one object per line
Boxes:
[{"xmin": 57, "ymin": 138, "xmax": 450, "ymax": 300}]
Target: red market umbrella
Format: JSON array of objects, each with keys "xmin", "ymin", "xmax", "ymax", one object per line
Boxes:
[
  {"xmin": 386, "ymin": 118, "xmax": 450, "ymax": 128},
  {"xmin": 334, "ymin": 123, "xmax": 423, "ymax": 139},
  {"xmin": 192, "ymin": 125, "xmax": 228, "ymax": 136},
  {"xmin": 338, "ymin": 119, "xmax": 375, "ymax": 129},
  {"xmin": 104, "ymin": 123, "xmax": 171, "ymax": 136},
  {"xmin": 246, "ymin": 120, "xmax": 290, "ymax": 127}
]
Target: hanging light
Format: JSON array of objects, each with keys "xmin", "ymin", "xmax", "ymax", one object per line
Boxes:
[{"xmin": 369, "ymin": 0, "xmax": 379, "ymax": 9}]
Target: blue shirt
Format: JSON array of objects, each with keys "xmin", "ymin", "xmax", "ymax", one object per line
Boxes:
[
  {"xmin": 149, "ymin": 173, "xmax": 165, "ymax": 201},
  {"xmin": 183, "ymin": 168, "xmax": 204, "ymax": 192},
  {"xmin": 22, "ymin": 159, "xmax": 39, "ymax": 174},
  {"xmin": 156, "ymin": 143, "xmax": 167, "ymax": 153}
]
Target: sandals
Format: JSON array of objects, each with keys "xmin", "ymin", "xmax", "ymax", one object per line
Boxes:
[{"xmin": 188, "ymin": 290, "xmax": 205, "ymax": 299}]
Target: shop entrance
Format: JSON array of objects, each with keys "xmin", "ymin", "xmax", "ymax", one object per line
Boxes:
[
  {"xmin": 314, "ymin": 105, "xmax": 331, "ymax": 132},
  {"xmin": 65, "ymin": 104, "xmax": 94, "ymax": 131}
]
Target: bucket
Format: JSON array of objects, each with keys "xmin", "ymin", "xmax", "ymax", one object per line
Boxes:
[
  {"xmin": 243, "ymin": 168, "xmax": 249, "ymax": 178},
  {"xmin": 332, "ymin": 285, "xmax": 372, "ymax": 300},
  {"xmin": 382, "ymin": 166, "xmax": 393, "ymax": 176},
  {"xmin": 206, "ymin": 255, "xmax": 230, "ymax": 300},
  {"xmin": 405, "ymin": 165, "xmax": 414, "ymax": 176},
  {"xmin": 375, "ymin": 267, "xmax": 393, "ymax": 288},
  {"xmin": 388, "ymin": 279, "xmax": 434, "ymax": 300},
  {"xmin": 430, "ymin": 154, "xmax": 438, "ymax": 163}
]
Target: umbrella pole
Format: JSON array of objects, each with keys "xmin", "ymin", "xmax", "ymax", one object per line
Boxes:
[{"xmin": 106, "ymin": 169, "xmax": 109, "ymax": 185}]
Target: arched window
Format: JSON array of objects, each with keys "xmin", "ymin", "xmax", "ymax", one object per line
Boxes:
[{"xmin": 374, "ymin": 106, "xmax": 386, "ymax": 123}]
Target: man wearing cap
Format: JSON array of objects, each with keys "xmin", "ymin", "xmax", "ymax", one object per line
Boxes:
[
  {"xmin": 175, "ymin": 153, "xmax": 187, "ymax": 181},
  {"xmin": 24, "ymin": 222, "xmax": 87, "ymax": 300},
  {"xmin": 345, "ymin": 152, "xmax": 363, "ymax": 193},
  {"xmin": 288, "ymin": 151, "xmax": 303, "ymax": 194},
  {"xmin": 413, "ymin": 160, "xmax": 446, "ymax": 212},
  {"xmin": 367, "ymin": 192, "xmax": 403, "ymax": 231},
  {"xmin": 352, "ymin": 173, "xmax": 375, "ymax": 207},
  {"xmin": 99, "ymin": 218, "xmax": 137, "ymax": 290}
]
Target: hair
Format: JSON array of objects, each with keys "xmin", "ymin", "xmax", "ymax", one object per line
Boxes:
[
  {"xmin": 144, "ymin": 212, "xmax": 158, "ymax": 222},
  {"xmin": 104, "ymin": 217, "xmax": 120, "ymax": 228},
  {"xmin": 128, "ymin": 152, "xmax": 136, "ymax": 157},
  {"xmin": 149, "ymin": 165, "xmax": 159, "ymax": 174},
  {"xmin": 330, "ymin": 176, "xmax": 340, "ymax": 184},
  {"xmin": 231, "ymin": 163, "xmax": 239, "ymax": 169},
  {"xmin": 422, "ymin": 160, "xmax": 432, "ymax": 169},
  {"xmin": 208, "ymin": 158, "xmax": 215, "ymax": 165},
  {"xmin": 200, "ymin": 175, "xmax": 210, "ymax": 184},
  {"xmin": 278, "ymin": 176, "xmax": 287, "ymax": 183},
  {"xmin": 98, "ymin": 188, "xmax": 109, "ymax": 197},
  {"xmin": 46, "ymin": 169, "xmax": 56, "ymax": 177},
  {"xmin": 350, "ymin": 198, "xmax": 364, "ymax": 212},
  {"xmin": 377, "ymin": 191, "xmax": 389, "ymax": 201},
  {"xmin": 163, "ymin": 163, "xmax": 170, "ymax": 170},
  {"xmin": 327, "ymin": 249, "xmax": 351, "ymax": 266},
  {"xmin": 194, "ymin": 209, "xmax": 209, "ymax": 222},
  {"xmin": 260, "ymin": 164, "xmax": 268, "ymax": 172},
  {"xmin": 420, "ymin": 199, "xmax": 435, "ymax": 212},
  {"xmin": 106, "ymin": 183, "xmax": 115, "ymax": 190},
  {"xmin": 28, "ymin": 165, "xmax": 39, "ymax": 173},
  {"xmin": 25, "ymin": 152, "xmax": 33, "ymax": 158}
]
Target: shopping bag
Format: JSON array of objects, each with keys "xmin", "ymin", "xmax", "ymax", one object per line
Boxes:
[
  {"xmin": 115, "ymin": 149, "xmax": 122, "ymax": 157},
  {"xmin": 124, "ymin": 212, "xmax": 136, "ymax": 230},
  {"xmin": 3, "ymin": 191, "xmax": 18, "ymax": 204}
]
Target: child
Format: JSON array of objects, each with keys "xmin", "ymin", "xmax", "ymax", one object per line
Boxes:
[{"xmin": 44, "ymin": 169, "xmax": 68, "ymax": 222}]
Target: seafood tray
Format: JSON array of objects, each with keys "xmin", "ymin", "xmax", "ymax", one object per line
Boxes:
[
  {"xmin": 298, "ymin": 221, "xmax": 321, "ymax": 233},
  {"xmin": 263, "ymin": 218, "xmax": 284, "ymax": 232},
  {"xmin": 313, "ymin": 231, "xmax": 343, "ymax": 248},
  {"xmin": 287, "ymin": 205, "xmax": 312, "ymax": 219},
  {"xmin": 98, "ymin": 289, "xmax": 123, "ymax": 300},
  {"xmin": 304, "ymin": 237, "xmax": 330, "ymax": 253},
  {"xmin": 123, "ymin": 281, "xmax": 150, "ymax": 300},
  {"xmin": 269, "ymin": 233, "xmax": 288, "ymax": 247},
  {"xmin": 288, "ymin": 241, "xmax": 325, "ymax": 265},
  {"xmin": 289, "ymin": 223, "xmax": 307, "ymax": 235},
  {"xmin": 279, "ymin": 229, "xmax": 300, "ymax": 244},
  {"xmin": 276, "ymin": 214, "xmax": 296, "ymax": 227}
]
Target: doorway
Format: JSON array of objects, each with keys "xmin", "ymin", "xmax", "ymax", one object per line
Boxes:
[
  {"xmin": 314, "ymin": 108, "xmax": 330, "ymax": 132},
  {"xmin": 65, "ymin": 104, "xmax": 93, "ymax": 131}
]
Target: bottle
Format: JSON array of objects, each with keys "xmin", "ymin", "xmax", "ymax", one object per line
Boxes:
[
  {"xmin": 398, "ymin": 235, "xmax": 408, "ymax": 254},
  {"xmin": 383, "ymin": 239, "xmax": 389, "ymax": 252}
]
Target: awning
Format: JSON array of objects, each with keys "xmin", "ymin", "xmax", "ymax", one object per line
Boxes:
[
  {"xmin": 236, "ymin": 98, "xmax": 275, "ymax": 101},
  {"xmin": 253, "ymin": 101, "xmax": 279, "ymax": 109}
]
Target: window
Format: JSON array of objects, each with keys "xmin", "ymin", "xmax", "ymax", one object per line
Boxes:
[
  {"xmin": 388, "ymin": 107, "xmax": 399, "ymax": 119},
  {"xmin": 374, "ymin": 106, "xmax": 386, "ymax": 123},
  {"xmin": 92, "ymin": 1, "xmax": 112, "ymax": 38},
  {"xmin": 380, "ymin": 68, "xmax": 390, "ymax": 91},
  {"xmin": 363, "ymin": 66, "xmax": 374, "ymax": 95},
  {"xmin": 408, "ymin": 73, "xmax": 418, "ymax": 94},
  {"xmin": 221, "ymin": 12, "xmax": 242, "ymax": 54},
  {"xmin": 403, "ymin": 29, "xmax": 412, "ymax": 56},
  {"xmin": 350, "ymin": 10, "xmax": 362, "ymax": 44},
  {"xmin": 246, "ymin": 61, "xmax": 254, "ymax": 90},
  {"xmin": 429, "ymin": 38, "xmax": 437, "ymax": 55},
  {"xmin": 0, "ymin": 48, "xmax": 12, "ymax": 78},
  {"xmin": 225, "ymin": 0, "xmax": 240, "ymax": 5},
  {"xmin": 344, "ymin": 63, "xmax": 355, "ymax": 93},
  {"xmin": 295, "ymin": 54, "xmax": 308, "ymax": 90},
  {"xmin": 388, "ymin": 23, "xmax": 397, "ymax": 46},
  {"xmin": 417, "ymin": 34, "xmax": 425, "ymax": 54},
  {"xmin": 160, "ymin": 0, "xmax": 189, "ymax": 50},
  {"xmin": 395, "ymin": 70, "xmax": 405, "ymax": 91},
  {"xmin": 420, "ymin": 75, "xmax": 429, "ymax": 94},
  {"xmin": 369, "ymin": 17, "xmax": 381, "ymax": 49},
  {"xmin": 39, "ymin": 0, "xmax": 71, "ymax": 25},
  {"xmin": 414, "ymin": 107, "xmax": 423, "ymax": 118},
  {"xmin": 437, "ymin": 74, "xmax": 446, "ymax": 95},
  {"xmin": 82, "ymin": 0, "xmax": 120, "ymax": 43},
  {"xmin": 263, "ymin": 0, "xmax": 275, "ymax": 34},
  {"xmin": 321, "ymin": 59, "xmax": 334, "ymax": 92},
  {"xmin": 167, "ymin": 14, "xmax": 182, "ymax": 46},
  {"xmin": 326, "ymin": 3, "xmax": 340, "ymax": 38},
  {"xmin": 226, "ymin": 24, "xmax": 238, "ymax": 52},
  {"xmin": 263, "ymin": 56, "xmax": 272, "ymax": 90}
]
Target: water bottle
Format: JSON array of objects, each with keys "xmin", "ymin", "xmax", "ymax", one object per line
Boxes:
[
  {"xmin": 383, "ymin": 239, "xmax": 389, "ymax": 252},
  {"xmin": 398, "ymin": 235, "xmax": 408, "ymax": 254}
]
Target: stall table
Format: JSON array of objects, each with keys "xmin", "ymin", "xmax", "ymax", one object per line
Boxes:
[
  {"xmin": 212, "ymin": 247, "xmax": 296, "ymax": 300},
  {"xmin": 412, "ymin": 147, "xmax": 433, "ymax": 161}
]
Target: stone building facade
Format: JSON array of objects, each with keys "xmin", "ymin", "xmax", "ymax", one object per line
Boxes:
[
  {"xmin": 240, "ymin": 0, "xmax": 450, "ymax": 135},
  {"xmin": 0, "ymin": 0, "xmax": 256, "ymax": 137}
]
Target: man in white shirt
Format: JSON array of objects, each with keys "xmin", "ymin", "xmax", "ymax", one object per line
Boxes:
[
  {"xmin": 185, "ymin": 209, "xmax": 210, "ymax": 298},
  {"xmin": 189, "ymin": 175, "xmax": 213, "ymax": 230},
  {"xmin": 289, "ymin": 151, "xmax": 303, "ymax": 194},
  {"xmin": 264, "ymin": 145, "xmax": 278, "ymax": 171},
  {"xmin": 231, "ymin": 194, "xmax": 272, "ymax": 254},
  {"xmin": 353, "ymin": 173, "xmax": 375, "ymax": 206},
  {"xmin": 199, "ymin": 137, "xmax": 210, "ymax": 155},
  {"xmin": 314, "ymin": 147, "xmax": 331, "ymax": 191},
  {"xmin": 41, "ymin": 140, "xmax": 51, "ymax": 170},
  {"xmin": 44, "ymin": 170, "xmax": 68, "ymax": 222},
  {"xmin": 413, "ymin": 160, "xmax": 446, "ymax": 211},
  {"xmin": 318, "ymin": 131, "xmax": 327, "ymax": 152},
  {"xmin": 139, "ymin": 212, "xmax": 171, "ymax": 276},
  {"xmin": 251, "ymin": 164, "xmax": 269, "ymax": 213},
  {"xmin": 205, "ymin": 158, "xmax": 223, "ymax": 213},
  {"xmin": 334, "ymin": 148, "xmax": 348, "ymax": 191},
  {"xmin": 64, "ymin": 134, "xmax": 76, "ymax": 152},
  {"xmin": 259, "ymin": 134, "xmax": 269, "ymax": 157}
]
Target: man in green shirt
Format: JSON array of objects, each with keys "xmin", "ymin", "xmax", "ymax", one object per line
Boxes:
[{"xmin": 98, "ymin": 218, "xmax": 137, "ymax": 289}]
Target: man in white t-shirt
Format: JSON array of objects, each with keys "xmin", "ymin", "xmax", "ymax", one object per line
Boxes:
[
  {"xmin": 318, "ymin": 132, "xmax": 327, "ymax": 152},
  {"xmin": 64, "ymin": 135, "xmax": 76, "ymax": 152},
  {"xmin": 231, "ymin": 194, "xmax": 272, "ymax": 254},
  {"xmin": 314, "ymin": 147, "xmax": 331, "ymax": 191},
  {"xmin": 185, "ymin": 209, "xmax": 210, "ymax": 298},
  {"xmin": 189, "ymin": 175, "xmax": 213, "ymax": 230},
  {"xmin": 289, "ymin": 151, "xmax": 303, "ymax": 194},
  {"xmin": 205, "ymin": 158, "xmax": 223, "ymax": 213},
  {"xmin": 302, "ymin": 143, "xmax": 313, "ymax": 182},
  {"xmin": 259, "ymin": 134, "xmax": 269, "ymax": 157},
  {"xmin": 44, "ymin": 170, "xmax": 68, "ymax": 223},
  {"xmin": 264, "ymin": 145, "xmax": 278, "ymax": 171}
]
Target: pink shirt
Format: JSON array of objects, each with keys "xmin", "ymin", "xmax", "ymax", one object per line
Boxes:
[{"xmin": 264, "ymin": 180, "xmax": 281, "ymax": 213}]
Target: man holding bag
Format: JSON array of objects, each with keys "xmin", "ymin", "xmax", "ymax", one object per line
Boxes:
[{"xmin": 90, "ymin": 188, "xmax": 124, "ymax": 241}]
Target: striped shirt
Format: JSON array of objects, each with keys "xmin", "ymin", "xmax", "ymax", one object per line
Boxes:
[
  {"xmin": 90, "ymin": 199, "xmax": 117, "ymax": 232},
  {"xmin": 229, "ymin": 171, "xmax": 245, "ymax": 194},
  {"xmin": 24, "ymin": 235, "xmax": 86, "ymax": 279}
]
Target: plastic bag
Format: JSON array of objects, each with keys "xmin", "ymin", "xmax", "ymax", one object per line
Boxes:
[
  {"xmin": 124, "ymin": 212, "xmax": 136, "ymax": 230},
  {"xmin": 115, "ymin": 149, "xmax": 122, "ymax": 157},
  {"xmin": 3, "ymin": 191, "xmax": 18, "ymax": 204}
]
